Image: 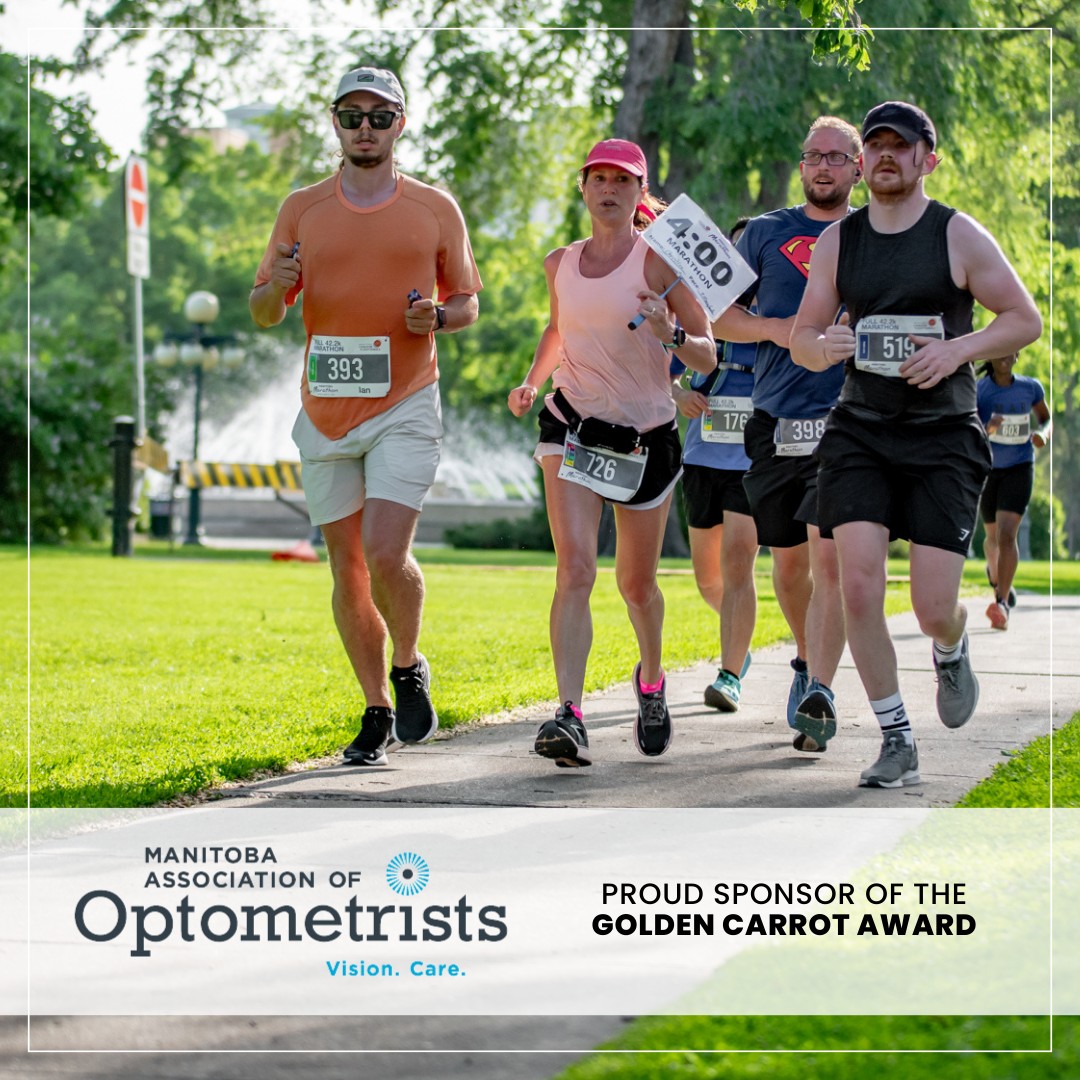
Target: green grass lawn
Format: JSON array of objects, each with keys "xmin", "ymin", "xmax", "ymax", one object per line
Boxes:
[
  {"xmin": 3, "ymin": 545, "xmax": 1074, "ymax": 807},
  {"xmin": 7, "ymin": 544, "xmax": 1076, "ymax": 1068}
]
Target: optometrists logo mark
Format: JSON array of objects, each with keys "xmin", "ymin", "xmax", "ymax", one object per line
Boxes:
[
  {"xmin": 779, "ymin": 236, "xmax": 817, "ymax": 278},
  {"xmin": 386, "ymin": 852, "xmax": 430, "ymax": 896}
]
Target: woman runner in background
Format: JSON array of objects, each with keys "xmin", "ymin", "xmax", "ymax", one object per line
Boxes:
[{"xmin": 976, "ymin": 351, "xmax": 1051, "ymax": 630}]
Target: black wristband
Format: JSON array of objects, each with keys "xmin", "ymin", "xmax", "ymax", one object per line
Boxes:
[{"xmin": 435, "ymin": 305, "xmax": 447, "ymax": 331}]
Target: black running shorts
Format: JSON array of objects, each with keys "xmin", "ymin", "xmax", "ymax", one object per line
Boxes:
[
  {"xmin": 537, "ymin": 405, "xmax": 683, "ymax": 508},
  {"xmin": 979, "ymin": 462, "xmax": 1035, "ymax": 522},
  {"xmin": 741, "ymin": 410, "xmax": 821, "ymax": 548},
  {"xmin": 681, "ymin": 463, "xmax": 753, "ymax": 529},
  {"xmin": 816, "ymin": 407, "xmax": 991, "ymax": 555}
]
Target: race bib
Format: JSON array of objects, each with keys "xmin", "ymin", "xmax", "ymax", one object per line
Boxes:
[
  {"xmin": 988, "ymin": 413, "xmax": 1031, "ymax": 446},
  {"xmin": 855, "ymin": 314, "xmax": 945, "ymax": 377},
  {"xmin": 307, "ymin": 335, "xmax": 391, "ymax": 397},
  {"xmin": 558, "ymin": 431, "xmax": 647, "ymax": 502},
  {"xmin": 774, "ymin": 416, "xmax": 827, "ymax": 457},
  {"xmin": 702, "ymin": 395, "xmax": 753, "ymax": 444}
]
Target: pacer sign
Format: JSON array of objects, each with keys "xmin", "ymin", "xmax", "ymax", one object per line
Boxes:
[{"xmin": 641, "ymin": 194, "xmax": 756, "ymax": 321}]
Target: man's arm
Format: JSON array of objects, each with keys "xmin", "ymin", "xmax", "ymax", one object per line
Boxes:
[
  {"xmin": 900, "ymin": 214, "xmax": 1043, "ymax": 389},
  {"xmin": 249, "ymin": 242, "xmax": 300, "ymax": 328},
  {"xmin": 790, "ymin": 224, "xmax": 851, "ymax": 370},
  {"xmin": 712, "ymin": 305, "xmax": 794, "ymax": 349},
  {"xmin": 404, "ymin": 292, "xmax": 479, "ymax": 335}
]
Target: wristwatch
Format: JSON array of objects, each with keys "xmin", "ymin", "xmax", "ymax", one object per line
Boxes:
[
  {"xmin": 435, "ymin": 305, "xmax": 447, "ymax": 331},
  {"xmin": 672, "ymin": 325, "xmax": 686, "ymax": 348}
]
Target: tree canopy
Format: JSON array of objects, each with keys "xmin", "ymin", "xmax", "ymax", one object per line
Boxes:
[{"xmin": 12, "ymin": 0, "xmax": 1079, "ymax": 549}]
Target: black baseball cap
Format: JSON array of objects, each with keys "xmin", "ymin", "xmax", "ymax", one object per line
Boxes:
[{"xmin": 861, "ymin": 101, "xmax": 936, "ymax": 150}]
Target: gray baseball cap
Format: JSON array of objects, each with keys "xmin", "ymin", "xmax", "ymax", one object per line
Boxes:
[{"xmin": 332, "ymin": 67, "xmax": 406, "ymax": 111}]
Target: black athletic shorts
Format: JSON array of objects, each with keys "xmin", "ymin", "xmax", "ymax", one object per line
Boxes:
[
  {"xmin": 980, "ymin": 462, "xmax": 1035, "ymax": 521},
  {"xmin": 816, "ymin": 407, "xmax": 991, "ymax": 556},
  {"xmin": 681, "ymin": 463, "xmax": 752, "ymax": 529},
  {"xmin": 537, "ymin": 405, "xmax": 683, "ymax": 508},
  {"xmin": 741, "ymin": 409, "xmax": 821, "ymax": 548}
]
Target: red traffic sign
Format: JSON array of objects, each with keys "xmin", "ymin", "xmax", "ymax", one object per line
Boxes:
[{"xmin": 126, "ymin": 156, "xmax": 149, "ymax": 235}]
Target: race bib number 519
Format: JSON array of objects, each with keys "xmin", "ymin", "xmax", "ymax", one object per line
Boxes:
[{"xmin": 855, "ymin": 314, "xmax": 945, "ymax": 377}]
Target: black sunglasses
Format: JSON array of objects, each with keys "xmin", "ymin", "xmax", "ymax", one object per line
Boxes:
[{"xmin": 335, "ymin": 108, "xmax": 400, "ymax": 130}]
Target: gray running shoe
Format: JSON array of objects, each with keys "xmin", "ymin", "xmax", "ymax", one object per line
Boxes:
[
  {"xmin": 786, "ymin": 658, "xmax": 809, "ymax": 729},
  {"xmin": 793, "ymin": 677, "xmax": 837, "ymax": 748},
  {"xmin": 859, "ymin": 735, "xmax": 921, "ymax": 788},
  {"xmin": 933, "ymin": 632, "xmax": 979, "ymax": 729}
]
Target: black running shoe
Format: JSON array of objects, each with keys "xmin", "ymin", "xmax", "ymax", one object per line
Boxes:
[
  {"xmin": 534, "ymin": 702, "xmax": 592, "ymax": 768},
  {"xmin": 633, "ymin": 663, "xmax": 673, "ymax": 757},
  {"xmin": 343, "ymin": 706, "xmax": 394, "ymax": 766},
  {"xmin": 390, "ymin": 654, "xmax": 439, "ymax": 744},
  {"xmin": 986, "ymin": 564, "xmax": 1018, "ymax": 608}
]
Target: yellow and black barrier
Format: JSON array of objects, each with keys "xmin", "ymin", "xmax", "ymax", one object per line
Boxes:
[{"xmin": 177, "ymin": 460, "xmax": 303, "ymax": 491}]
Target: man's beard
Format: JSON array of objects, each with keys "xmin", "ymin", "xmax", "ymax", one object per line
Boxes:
[
  {"xmin": 802, "ymin": 177, "xmax": 847, "ymax": 211},
  {"xmin": 345, "ymin": 144, "xmax": 391, "ymax": 168},
  {"xmin": 867, "ymin": 167, "xmax": 919, "ymax": 203}
]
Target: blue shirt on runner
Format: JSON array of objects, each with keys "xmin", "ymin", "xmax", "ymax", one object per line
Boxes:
[
  {"xmin": 976, "ymin": 372, "xmax": 1046, "ymax": 469},
  {"xmin": 735, "ymin": 205, "xmax": 845, "ymax": 419},
  {"xmin": 671, "ymin": 341, "xmax": 754, "ymax": 470}
]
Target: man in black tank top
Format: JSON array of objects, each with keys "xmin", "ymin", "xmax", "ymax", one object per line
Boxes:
[{"xmin": 789, "ymin": 101, "xmax": 1042, "ymax": 791}]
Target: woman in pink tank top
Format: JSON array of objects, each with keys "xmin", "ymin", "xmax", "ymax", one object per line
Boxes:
[{"xmin": 507, "ymin": 138, "xmax": 715, "ymax": 769}]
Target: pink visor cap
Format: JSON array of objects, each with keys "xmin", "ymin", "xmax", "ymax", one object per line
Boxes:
[{"xmin": 583, "ymin": 139, "xmax": 648, "ymax": 182}]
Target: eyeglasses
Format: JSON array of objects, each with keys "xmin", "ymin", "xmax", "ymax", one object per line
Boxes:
[
  {"xmin": 800, "ymin": 151, "xmax": 857, "ymax": 166},
  {"xmin": 335, "ymin": 108, "xmax": 400, "ymax": 130}
]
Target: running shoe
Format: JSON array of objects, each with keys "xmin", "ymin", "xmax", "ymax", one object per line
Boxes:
[
  {"xmin": 986, "ymin": 599, "xmax": 1009, "ymax": 631},
  {"xmin": 859, "ymin": 735, "xmax": 921, "ymax": 788},
  {"xmin": 792, "ymin": 732, "xmax": 826, "ymax": 753},
  {"xmin": 704, "ymin": 669, "xmax": 741, "ymax": 712},
  {"xmin": 633, "ymin": 663, "xmax": 673, "ymax": 757},
  {"xmin": 390, "ymin": 654, "xmax": 439, "ymax": 744},
  {"xmin": 786, "ymin": 657, "xmax": 809, "ymax": 729},
  {"xmin": 793, "ymin": 677, "xmax": 837, "ymax": 749},
  {"xmin": 343, "ymin": 706, "xmax": 394, "ymax": 766},
  {"xmin": 534, "ymin": 702, "xmax": 592, "ymax": 768},
  {"xmin": 985, "ymin": 565, "xmax": 1017, "ymax": 608},
  {"xmin": 933, "ymin": 632, "xmax": 979, "ymax": 729}
]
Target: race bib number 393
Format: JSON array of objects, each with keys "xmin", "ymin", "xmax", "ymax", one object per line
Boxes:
[
  {"xmin": 558, "ymin": 431, "xmax": 647, "ymax": 502},
  {"xmin": 308, "ymin": 335, "xmax": 391, "ymax": 397},
  {"xmin": 702, "ymin": 395, "xmax": 753, "ymax": 444},
  {"xmin": 855, "ymin": 314, "xmax": 945, "ymax": 377}
]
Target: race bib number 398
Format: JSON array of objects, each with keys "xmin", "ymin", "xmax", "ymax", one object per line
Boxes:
[
  {"xmin": 774, "ymin": 416, "xmax": 826, "ymax": 457},
  {"xmin": 308, "ymin": 335, "xmax": 391, "ymax": 397},
  {"xmin": 855, "ymin": 314, "xmax": 945, "ymax": 377}
]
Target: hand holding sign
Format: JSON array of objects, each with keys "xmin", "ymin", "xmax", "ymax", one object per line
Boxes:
[{"xmin": 640, "ymin": 194, "xmax": 756, "ymax": 321}]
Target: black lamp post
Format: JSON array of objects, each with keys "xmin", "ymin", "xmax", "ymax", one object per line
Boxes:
[{"xmin": 180, "ymin": 290, "xmax": 221, "ymax": 546}]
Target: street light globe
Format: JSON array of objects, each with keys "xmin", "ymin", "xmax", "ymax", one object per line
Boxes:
[{"xmin": 184, "ymin": 290, "xmax": 220, "ymax": 325}]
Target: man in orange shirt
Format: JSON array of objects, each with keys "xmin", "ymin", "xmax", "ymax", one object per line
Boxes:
[{"xmin": 251, "ymin": 66, "xmax": 482, "ymax": 766}]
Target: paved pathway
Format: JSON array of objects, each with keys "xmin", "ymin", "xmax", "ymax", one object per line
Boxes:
[{"xmin": 7, "ymin": 593, "xmax": 1076, "ymax": 1077}]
